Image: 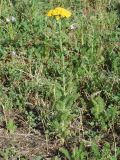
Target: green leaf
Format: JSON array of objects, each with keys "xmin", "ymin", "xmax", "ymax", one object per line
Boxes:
[
  {"xmin": 6, "ymin": 119, "xmax": 17, "ymax": 134},
  {"xmin": 91, "ymin": 96, "xmax": 105, "ymax": 119},
  {"xmin": 59, "ymin": 148, "xmax": 71, "ymax": 160}
]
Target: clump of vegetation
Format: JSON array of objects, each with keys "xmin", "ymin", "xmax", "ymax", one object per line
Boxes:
[{"xmin": 0, "ymin": 0, "xmax": 120, "ymax": 159}]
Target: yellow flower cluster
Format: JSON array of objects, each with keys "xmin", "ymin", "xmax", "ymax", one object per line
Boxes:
[{"xmin": 47, "ymin": 7, "xmax": 71, "ymax": 20}]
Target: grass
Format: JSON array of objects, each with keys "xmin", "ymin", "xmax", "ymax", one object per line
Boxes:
[{"xmin": 0, "ymin": 0, "xmax": 120, "ymax": 159}]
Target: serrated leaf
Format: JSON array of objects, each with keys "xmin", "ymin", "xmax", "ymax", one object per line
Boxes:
[{"xmin": 91, "ymin": 96, "xmax": 105, "ymax": 119}]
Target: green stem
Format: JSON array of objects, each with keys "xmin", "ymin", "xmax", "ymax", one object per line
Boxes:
[
  {"xmin": 0, "ymin": 0, "xmax": 3, "ymax": 16},
  {"xmin": 58, "ymin": 20, "xmax": 66, "ymax": 143},
  {"xmin": 62, "ymin": 54, "xmax": 65, "ymax": 95},
  {"xmin": 58, "ymin": 20, "xmax": 66, "ymax": 96},
  {"xmin": 58, "ymin": 20, "xmax": 62, "ymax": 52}
]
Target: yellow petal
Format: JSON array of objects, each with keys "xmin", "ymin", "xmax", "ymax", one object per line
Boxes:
[
  {"xmin": 47, "ymin": 7, "xmax": 72, "ymax": 19},
  {"xmin": 47, "ymin": 10, "xmax": 53, "ymax": 16}
]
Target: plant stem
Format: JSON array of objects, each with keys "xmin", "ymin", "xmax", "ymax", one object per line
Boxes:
[
  {"xmin": 58, "ymin": 20, "xmax": 66, "ymax": 143},
  {"xmin": 0, "ymin": 0, "xmax": 3, "ymax": 16},
  {"xmin": 58, "ymin": 20, "xmax": 66, "ymax": 96}
]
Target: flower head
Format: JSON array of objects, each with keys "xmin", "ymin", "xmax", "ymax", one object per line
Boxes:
[{"xmin": 47, "ymin": 7, "xmax": 71, "ymax": 20}]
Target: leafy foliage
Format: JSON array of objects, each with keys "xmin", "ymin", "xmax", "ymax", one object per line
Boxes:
[{"xmin": 0, "ymin": 0, "xmax": 120, "ymax": 159}]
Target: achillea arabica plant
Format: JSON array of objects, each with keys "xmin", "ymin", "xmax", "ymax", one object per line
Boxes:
[{"xmin": 46, "ymin": 7, "xmax": 75, "ymax": 143}]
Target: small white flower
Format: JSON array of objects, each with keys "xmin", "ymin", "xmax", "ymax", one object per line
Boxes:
[
  {"xmin": 6, "ymin": 17, "xmax": 11, "ymax": 23},
  {"xmin": 6, "ymin": 16, "xmax": 16, "ymax": 23},
  {"xmin": 69, "ymin": 24, "xmax": 78, "ymax": 30},
  {"xmin": 11, "ymin": 51, "xmax": 16, "ymax": 56},
  {"xmin": 11, "ymin": 16, "xmax": 16, "ymax": 22}
]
